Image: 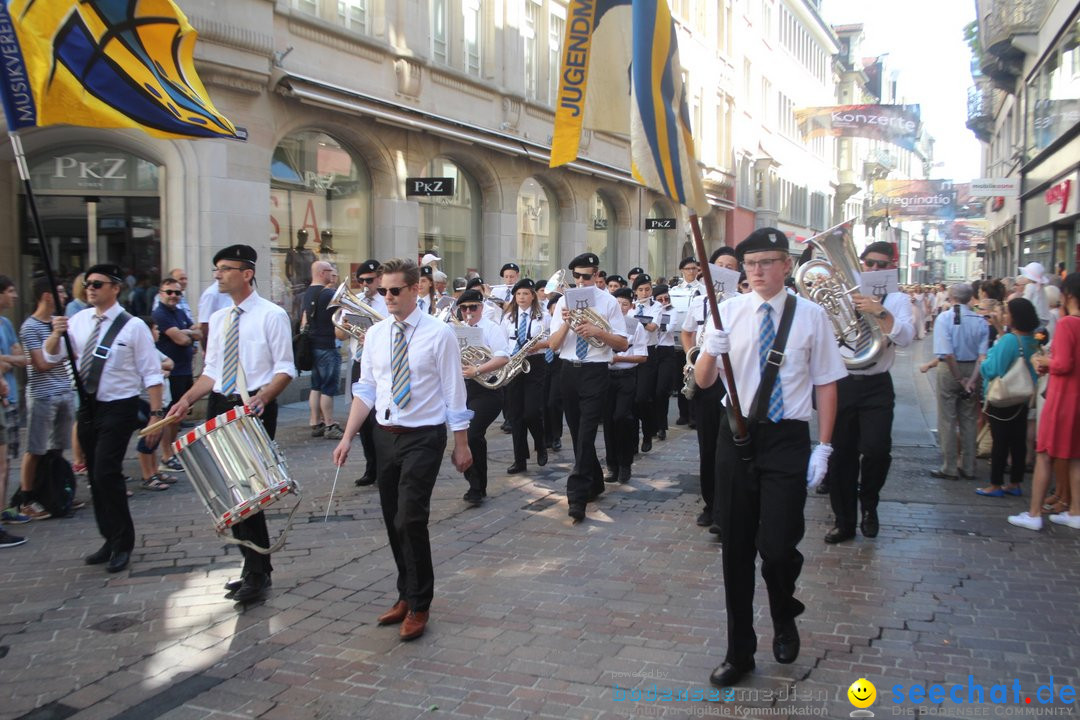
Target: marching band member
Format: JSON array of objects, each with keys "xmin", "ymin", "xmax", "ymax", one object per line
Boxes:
[
  {"xmin": 650, "ymin": 284, "xmax": 680, "ymax": 443},
  {"xmin": 502, "ymin": 279, "xmax": 549, "ymax": 474},
  {"xmin": 631, "ymin": 274, "xmax": 659, "ymax": 452},
  {"xmin": 677, "ymin": 256, "xmax": 704, "ymax": 294},
  {"xmin": 547, "ymin": 253, "xmax": 629, "ymax": 523},
  {"xmin": 606, "ymin": 275, "xmax": 627, "ymax": 293},
  {"xmin": 544, "ymin": 293, "xmax": 564, "ymax": 452},
  {"xmin": 333, "ymin": 258, "xmax": 472, "ymax": 641},
  {"xmin": 626, "ymin": 267, "xmax": 645, "ymax": 289},
  {"xmin": 604, "ymin": 288, "xmax": 648, "ymax": 483},
  {"xmin": 457, "ymin": 289, "xmax": 511, "ymax": 504},
  {"xmin": 167, "ymin": 245, "xmax": 296, "ymax": 603},
  {"xmin": 351, "ymin": 260, "xmax": 387, "ymax": 488},
  {"xmin": 46, "ymin": 264, "xmax": 165, "ymax": 574},
  {"xmin": 694, "ymin": 228, "xmax": 846, "ymax": 687},
  {"xmin": 417, "ymin": 266, "xmax": 437, "ymax": 315}
]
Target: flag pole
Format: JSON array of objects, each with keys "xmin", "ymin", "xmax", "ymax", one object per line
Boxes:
[
  {"xmin": 8, "ymin": 131, "xmax": 88, "ymax": 402},
  {"xmin": 687, "ymin": 213, "xmax": 751, "ymax": 454}
]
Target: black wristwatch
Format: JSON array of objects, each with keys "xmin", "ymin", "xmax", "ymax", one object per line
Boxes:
[
  {"xmin": 875, "ymin": 309, "xmax": 888, "ymax": 319},
  {"xmin": 149, "ymin": 409, "xmax": 166, "ymax": 418}
]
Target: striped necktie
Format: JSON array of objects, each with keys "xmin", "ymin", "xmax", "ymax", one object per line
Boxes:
[
  {"xmin": 758, "ymin": 302, "xmax": 783, "ymax": 422},
  {"xmin": 391, "ymin": 321, "xmax": 412, "ymax": 409},
  {"xmin": 79, "ymin": 314, "xmax": 106, "ymax": 385},
  {"xmin": 221, "ymin": 306, "xmax": 242, "ymax": 395},
  {"xmin": 575, "ymin": 331, "xmax": 589, "ymax": 360},
  {"xmin": 517, "ymin": 313, "xmax": 528, "ymax": 352}
]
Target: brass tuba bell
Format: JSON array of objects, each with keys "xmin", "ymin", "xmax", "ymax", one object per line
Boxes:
[{"xmin": 327, "ymin": 282, "xmax": 385, "ymax": 344}]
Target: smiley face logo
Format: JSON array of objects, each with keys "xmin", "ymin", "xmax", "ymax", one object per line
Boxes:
[{"xmin": 848, "ymin": 678, "xmax": 876, "ymax": 709}]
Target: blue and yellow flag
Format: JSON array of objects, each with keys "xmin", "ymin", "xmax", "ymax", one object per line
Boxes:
[
  {"xmin": 0, "ymin": 0, "xmax": 240, "ymax": 140},
  {"xmin": 550, "ymin": 0, "xmax": 708, "ymax": 215}
]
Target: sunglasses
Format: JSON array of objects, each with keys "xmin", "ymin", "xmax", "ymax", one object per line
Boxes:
[
  {"xmin": 356, "ymin": 276, "xmax": 377, "ymax": 284},
  {"xmin": 458, "ymin": 303, "xmax": 482, "ymax": 311},
  {"xmin": 863, "ymin": 259, "xmax": 891, "ymax": 269},
  {"xmin": 572, "ymin": 271, "xmax": 593, "ymax": 281},
  {"xmin": 83, "ymin": 280, "xmax": 116, "ymax": 290},
  {"xmin": 377, "ymin": 285, "xmax": 410, "ymax": 296},
  {"xmin": 162, "ymin": 289, "xmax": 183, "ymax": 297}
]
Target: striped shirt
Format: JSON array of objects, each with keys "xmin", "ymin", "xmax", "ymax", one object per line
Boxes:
[{"xmin": 19, "ymin": 316, "xmax": 74, "ymax": 399}]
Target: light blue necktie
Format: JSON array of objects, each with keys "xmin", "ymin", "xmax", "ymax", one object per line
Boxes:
[
  {"xmin": 758, "ymin": 302, "xmax": 783, "ymax": 422},
  {"xmin": 221, "ymin": 306, "xmax": 242, "ymax": 395},
  {"xmin": 391, "ymin": 321, "xmax": 412, "ymax": 409},
  {"xmin": 517, "ymin": 312, "xmax": 529, "ymax": 352},
  {"xmin": 575, "ymin": 331, "xmax": 589, "ymax": 360}
]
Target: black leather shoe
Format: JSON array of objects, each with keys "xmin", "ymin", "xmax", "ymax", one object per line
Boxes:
[
  {"xmin": 552, "ymin": 439, "xmax": 562, "ymax": 451},
  {"xmin": 860, "ymin": 509, "xmax": 879, "ymax": 538},
  {"xmin": 773, "ymin": 619, "xmax": 800, "ymax": 664},
  {"xmin": 824, "ymin": 526, "xmax": 856, "ymax": 544},
  {"xmin": 930, "ymin": 469, "xmax": 959, "ymax": 480},
  {"xmin": 657, "ymin": 429, "xmax": 667, "ymax": 441},
  {"xmin": 708, "ymin": 523, "xmax": 723, "ymax": 537},
  {"xmin": 224, "ymin": 578, "xmax": 244, "ymax": 593},
  {"xmin": 709, "ymin": 661, "xmax": 753, "ymax": 688},
  {"xmin": 506, "ymin": 461, "xmax": 527, "ymax": 475},
  {"xmin": 604, "ymin": 468, "xmax": 619, "ymax": 483},
  {"xmin": 500, "ymin": 421, "xmax": 512, "ymax": 434},
  {"xmin": 815, "ymin": 482, "xmax": 830, "ymax": 495},
  {"xmin": 355, "ymin": 472, "xmax": 376, "ymax": 487},
  {"xmin": 85, "ymin": 544, "xmax": 111, "ymax": 565},
  {"xmin": 106, "ymin": 551, "xmax": 130, "ymax": 573},
  {"xmin": 463, "ymin": 491, "xmax": 483, "ymax": 507},
  {"xmin": 232, "ymin": 573, "xmax": 271, "ymax": 603},
  {"xmin": 537, "ymin": 449, "xmax": 548, "ymax": 467},
  {"xmin": 696, "ymin": 510, "xmax": 711, "ymax": 527},
  {"xmin": 617, "ymin": 466, "xmax": 631, "ymax": 484},
  {"xmin": 568, "ymin": 504, "xmax": 585, "ymax": 522},
  {"xmin": 641, "ymin": 437, "xmax": 652, "ymax": 453}
]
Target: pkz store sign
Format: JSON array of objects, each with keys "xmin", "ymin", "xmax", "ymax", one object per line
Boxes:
[{"xmin": 30, "ymin": 149, "xmax": 159, "ymax": 193}]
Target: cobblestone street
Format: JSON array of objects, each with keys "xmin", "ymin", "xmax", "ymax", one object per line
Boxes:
[{"xmin": 2, "ymin": 337, "xmax": 1078, "ymax": 720}]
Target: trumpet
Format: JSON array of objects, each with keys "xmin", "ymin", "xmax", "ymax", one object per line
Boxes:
[
  {"xmin": 327, "ymin": 282, "xmax": 384, "ymax": 344},
  {"xmin": 545, "ymin": 269, "xmax": 612, "ymax": 348}
]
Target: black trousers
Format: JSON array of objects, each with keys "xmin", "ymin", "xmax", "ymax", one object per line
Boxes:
[
  {"xmin": 988, "ymin": 403, "xmax": 1028, "ymax": 486},
  {"xmin": 636, "ymin": 348, "xmax": 658, "ymax": 440},
  {"xmin": 603, "ymin": 369, "xmax": 638, "ymax": 471},
  {"xmin": 716, "ymin": 419, "xmax": 810, "ymax": 666},
  {"xmin": 351, "ymin": 360, "xmax": 377, "ymax": 479},
  {"xmin": 561, "ymin": 361, "xmax": 610, "ymax": 505},
  {"xmin": 653, "ymin": 346, "xmax": 681, "ymax": 432},
  {"xmin": 544, "ymin": 355, "xmax": 563, "ymax": 446},
  {"xmin": 78, "ymin": 397, "xmax": 139, "ymax": 554},
  {"xmin": 507, "ymin": 355, "xmax": 547, "ymax": 463},
  {"xmin": 207, "ymin": 392, "xmax": 279, "ymax": 577},
  {"xmin": 374, "ymin": 423, "xmax": 447, "ymax": 612},
  {"xmin": 464, "ymin": 381, "xmax": 503, "ymax": 495},
  {"xmin": 829, "ymin": 373, "xmax": 894, "ymax": 531},
  {"xmin": 692, "ymin": 381, "xmax": 724, "ymax": 517}
]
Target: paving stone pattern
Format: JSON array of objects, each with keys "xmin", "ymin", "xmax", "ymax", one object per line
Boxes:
[{"xmin": 1, "ymin": 339, "xmax": 1078, "ymax": 720}]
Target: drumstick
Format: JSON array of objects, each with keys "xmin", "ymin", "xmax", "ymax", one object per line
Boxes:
[
  {"xmin": 324, "ymin": 464, "xmax": 342, "ymax": 522},
  {"xmin": 138, "ymin": 414, "xmax": 181, "ymax": 437}
]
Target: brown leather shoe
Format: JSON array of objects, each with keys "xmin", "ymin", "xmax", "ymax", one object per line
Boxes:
[
  {"xmin": 377, "ymin": 600, "xmax": 408, "ymax": 625},
  {"xmin": 399, "ymin": 610, "xmax": 429, "ymax": 641}
]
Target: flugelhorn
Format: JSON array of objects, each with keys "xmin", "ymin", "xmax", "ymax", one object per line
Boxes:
[
  {"xmin": 327, "ymin": 282, "xmax": 384, "ymax": 344},
  {"xmin": 792, "ymin": 220, "xmax": 886, "ymax": 370},
  {"xmin": 545, "ymin": 269, "xmax": 611, "ymax": 348}
]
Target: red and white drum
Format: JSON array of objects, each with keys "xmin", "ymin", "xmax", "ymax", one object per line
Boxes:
[{"xmin": 173, "ymin": 406, "xmax": 299, "ymax": 533}]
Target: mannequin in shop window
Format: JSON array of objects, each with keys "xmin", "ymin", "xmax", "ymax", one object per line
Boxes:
[{"xmin": 286, "ymin": 229, "xmax": 317, "ymax": 326}]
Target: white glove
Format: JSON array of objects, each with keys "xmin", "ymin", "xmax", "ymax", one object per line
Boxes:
[
  {"xmin": 703, "ymin": 326, "xmax": 730, "ymax": 356},
  {"xmin": 806, "ymin": 443, "xmax": 832, "ymax": 490}
]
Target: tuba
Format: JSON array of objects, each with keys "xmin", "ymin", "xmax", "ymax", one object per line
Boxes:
[
  {"xmin": 792, "ymin": 220, "xmax": 886, "ymax": 370},
  {"xmin": 546, "ymin": 269, "xmax": 611, "ymax": 348},
  {"xmin": 327, "ymin": 282, "xmax": 384, "ymax": 344}
]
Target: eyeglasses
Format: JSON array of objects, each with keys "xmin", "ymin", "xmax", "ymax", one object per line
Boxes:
[
  {"xmin": 572, "ymin": 271, "xmax": 594, "ymax": 281},
  {"xmin": 377, "ymin": 285, "xmax": 410, "ymax": 296},
  {"xmin": 162, "ymin": 289, "xmax": 183, "ymax": 297},
  {"xmin": 83, "ymin": 280, "xmax": 116, "ymax": 290},
  {"xmin": 742, "ymin": 257, "xmax": 786, "ymax": 271},
  {"xmin": 458, "ymin": 303, "xmax": 482, "ymax": 311},
  {"xmin": 863, "ymin": 259, "xmax": 891, "ymax": 269},
  {"xmin": 212, "ymin": 265, "xmax": 246, "ymax": 274},
  {"xmin": 356, "ymin": 276, "xmax": 376, "ymax": 284}
]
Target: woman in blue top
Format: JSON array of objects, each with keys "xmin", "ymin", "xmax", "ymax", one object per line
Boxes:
[{"xmin": 976, "ymin": 298, "xmax": 1040, "ymax": 497}]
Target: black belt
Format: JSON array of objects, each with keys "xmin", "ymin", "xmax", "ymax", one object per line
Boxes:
[
  {"xmin": 377, "ymin": 423, "xmax": 443, "ymax": 435},
  {"xmin": 610, "ymin": 368, "xmax": 635, "ymax": 377},
  {"xmin": 216, "ymin": 387, "xmax": 263, "ymax": 405},
  {"xmin": 955, "ymin": 359, "xmax": 978, "ymax": 364},
  {"xmin": 563, "ymin": 359, "xmax": 606, "ymax": 368}
]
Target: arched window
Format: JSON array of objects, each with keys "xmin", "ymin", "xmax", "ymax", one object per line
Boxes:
[
  {"xmin": 270, "ymin": 130, "xmax": 371, "ymax": 326},
  {"xmin": 647, "ymin": 202, "xmax": 677, "ymax": 282},
  {"xmin": 517, "ymin": 177, "xmax": 558, "ymax": 280},
  {"xmin": 585, "ymin": 192, "xmax": 615, "ymax": 273},
  {"xmin": 417, "ymin": 158, "xmax": 480, "ymax": 280}
]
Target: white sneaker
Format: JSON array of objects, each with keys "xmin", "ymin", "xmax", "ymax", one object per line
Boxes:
[
  {"xmin": 1048, "ymin": 512, "xmax": 1080, "ymax": 529},
  {"xmin": 1007, "ymin": 512, "xmax": 1042, "ymax": 531}
]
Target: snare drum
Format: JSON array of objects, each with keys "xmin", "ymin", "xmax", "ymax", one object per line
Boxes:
[{"xmin": 173, "ymin": 406, "xmax": 299, "ymax": 534}]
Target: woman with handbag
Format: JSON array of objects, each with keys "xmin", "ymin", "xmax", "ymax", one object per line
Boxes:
[
  {"xmin": 976, "ymin": 298, "xmax": 1039, "ymax": 497},
  {"xmin": 1009, "ymin": 273, "xmax": 1080, "ymax": 531}
]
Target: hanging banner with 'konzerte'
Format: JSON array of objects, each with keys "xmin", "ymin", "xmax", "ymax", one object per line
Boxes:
[{"xmin": 796, "ymin": 104, "xmax": 921, "ymax": 152}]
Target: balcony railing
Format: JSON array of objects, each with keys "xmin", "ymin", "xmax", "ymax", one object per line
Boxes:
[
  {"xmin": 982, "ymin": 0, "xmax": 1047, "ymax": 55},
  {"xmin": 966, "ymin": 83, "xmax": 994, "ymax": 142}
]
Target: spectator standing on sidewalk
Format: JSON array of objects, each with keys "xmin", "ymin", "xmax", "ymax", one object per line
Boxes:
[
  {"xmin": 302, "ymin": 261, "xmax": 345, "ymax": 439},
  {"xmin": 153, "ymin": 277, "xmax": 200, "ymax": 469},
  {"xmin": 1, "ymin": 276, "xmax": 30, "ymax": 545}
]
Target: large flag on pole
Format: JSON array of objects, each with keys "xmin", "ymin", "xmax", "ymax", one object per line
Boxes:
[
  {"xmin": 550, "ymin": 0, "xmax": 709, "ymax": 215},
  {"xmin": 0, "ymin": 0, "xmax": 241, "ymax": 140}
]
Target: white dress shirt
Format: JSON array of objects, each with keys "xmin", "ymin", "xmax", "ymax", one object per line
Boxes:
[
  {"xmin": 45, "ymin": 303, "xmax": 163, "ymax": 401},
  {"xmin": 682, "ymin": 293, "xmax": 738, "ymax": 346},
  {"xmin": 197, "ymin": 283, "xmax": 232, "ymax": 324},
  {"xmin": 714, "ymin": 290, "xmax": 847, "ymax": 421},
  {"xmin": 651, "ymin": 303, "xmax": 678, "ymax": 346},
  {"xmin": 850, "ymin": 291, "xmax": 916, "ymax": 376},
  {"xmin": 204, "ymin": 291, "xmax": 296, "ymax": 393},
  {"xmin": 500, "ymin": 308, "xmax": 547, "ymax": 356},
  {"xmin": 632, "ymin": 299, "xmax": 658, "ymax": 346},
  {"xmin": 611, "ymin": 322, "xmax": 649, "ymax": 370},
  {"xmin": 352, "ymin": 306, "xmax": 472, "ymax": 431},
  {"xmin": 550, "ymin": 287, "xmax": 630, "ymax": 364}
]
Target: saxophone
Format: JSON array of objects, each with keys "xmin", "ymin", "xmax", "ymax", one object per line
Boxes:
[
  {"xmin": 680, "ymin": 343, "xmax": 702, "ymax": 399},
  {"xmin": 475, "ymin": 331, "xmax": 549, "ymax": 390}
]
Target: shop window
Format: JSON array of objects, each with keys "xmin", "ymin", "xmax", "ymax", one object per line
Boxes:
[
  {"xmin": 517, "ymin": 178, "xmax": 558, "ymax": 280},
  {"xmin": 647, "ymin": 201, "xmax": 676, "ymax": 281},
  {"xmin": 585, "ymin": 192, "xmax": 615, "ymax": 273},
  {"xmin": 417, "ymin": 158, "xmax": 480, "ymax": 280}
]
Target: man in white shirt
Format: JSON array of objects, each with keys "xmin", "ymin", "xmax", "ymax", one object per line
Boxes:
[
  {"xmin": 825, "ymin": 241, "xmax": 916, "ymax": 544},
  {"xmin": 47, "ymin": 264, "xmax": 165, "ymax": 574},
  {"xmin": 548, "ymin": 253, "xmax": 629, "ymax": 522},
  {"xmin": 631, "ymin": 273, "xmax": 659, "ymax": 451},
  {"xmin": 695, "ymin": 228, "xmax": 846, "ymax": 687},
  {"xmin": 333, "ymin": 258, "xmax": 472, "ymax": 642},
  {"xmin": 167, "ymin": 245, "xmax": 296, "ymax": 604},
  {"xmin": 604, "ymin": 288, "xmax": 648, "ymax": 484}
]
